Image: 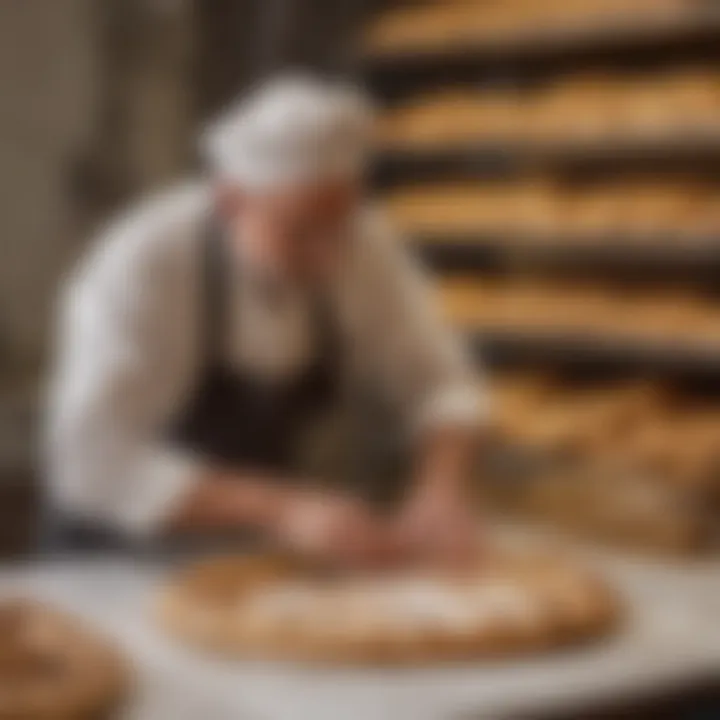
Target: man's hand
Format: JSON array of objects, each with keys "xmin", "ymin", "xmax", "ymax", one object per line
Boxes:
[
  {"xmin": 167, "ymin": 474, "xmax": 399, "ymax": 568},
  {"xmin": 395, "ymin": 483, "xmax": 481, "ymax": 568},
  {"xmin": 395, "ymin": 426, "xmax": 482, "ymax": 567},
  {"xmin": 274, "ymin": 491, "xmax": 399, "ymax": 569}
]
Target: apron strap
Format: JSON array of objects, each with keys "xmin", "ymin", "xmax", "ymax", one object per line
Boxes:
[
  {"xmin": 311, "ymin": 288, "xmax": 341, "ymax": 372},
  {"xmin": 201, "ymin": 217, "xmax": 231, "ymax": 369}
]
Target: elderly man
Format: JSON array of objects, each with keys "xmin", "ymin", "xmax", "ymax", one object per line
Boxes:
[{"xmin": 46, "ymin": 76, "xmax": 485, "ymax": 566}]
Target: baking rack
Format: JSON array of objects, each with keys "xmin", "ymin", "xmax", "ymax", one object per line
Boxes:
[
  {"xmin": 360, "ymin": 0, "xmax": 720, "ymax": 384},
  {"xmin": 363, "ymin": 1, "xmax": 720, "ymax": 99},
  {"xmin": 414, "ymin": 237, "xmax": 720, "ymax": 286}
]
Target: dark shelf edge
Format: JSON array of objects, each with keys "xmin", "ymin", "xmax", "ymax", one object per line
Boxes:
[
  {"xmin": 467, "ymin": 329, "xmax": 720, "ymax": 381},
  {"xmin": 413, "ymin": 236, "xmax": 720, "ymax": 281},
  {"xmin": 373, "ymin": 136, "xmax": 720, "ymax": 183}
]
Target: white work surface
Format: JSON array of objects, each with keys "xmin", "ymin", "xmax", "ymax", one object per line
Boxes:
[{"xmin": 2, "ymin": 538, "xmax": 720, "ymax": 720}]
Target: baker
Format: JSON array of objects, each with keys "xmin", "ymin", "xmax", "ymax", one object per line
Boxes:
[{"xmin": 45, "ymin": 76, "xmax": 485, "ymax": 566}]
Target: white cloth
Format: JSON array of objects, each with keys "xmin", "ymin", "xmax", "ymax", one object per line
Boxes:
[
  {"xmin": 201, "ymin": 75, "xmax": 374, "ymax": 189},
  {"xmin": 46, "ymin": 182, "xmax": 486, "ymax": 536}
]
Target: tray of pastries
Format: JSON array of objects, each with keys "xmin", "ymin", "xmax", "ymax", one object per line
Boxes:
[
  {"xmin": 484, "ymin": 464, "xmax": 713, "ymax": 555},
  {"xmin": 377, "ymin": 69, "xmax": 720, "ymax": 151},
  {"xmin": 482, "ymin": 373, "xmax": 720, "ymax": 553},
  {"xmin": 437, "ymin": 278, "xmax": 720, "ymax": 350},
  {"xmin": 384, "ymin": 179, "xmax": 720, "ymax": 242},
  {"xmin": 491, "ymin": 375, "xmax": 720, "ymax": 490}
]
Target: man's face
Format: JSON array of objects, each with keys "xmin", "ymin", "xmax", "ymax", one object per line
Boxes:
[{"xmin": 222, "ymin": 178, "xmax": 361, "ymax": 283}]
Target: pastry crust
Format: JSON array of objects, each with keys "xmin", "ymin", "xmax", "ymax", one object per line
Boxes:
[
  {"xmin": 0, "ymin": 600, "xmax": 128, "ymax": 719},
  {"xmin": 158, "ymin": 553, "xmax": 620, "ymax": 665}
]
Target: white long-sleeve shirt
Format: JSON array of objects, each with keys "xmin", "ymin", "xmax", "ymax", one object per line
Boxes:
[{"xmin": 46, "ymin": 181, "xmax": 485, "ymax": 536}]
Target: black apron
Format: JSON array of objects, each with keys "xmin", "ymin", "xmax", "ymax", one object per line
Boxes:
[
  {"xmin": 42, "ymin": 218, "xmax": 341, "ymax": 553},
  {"xmin": 168, "ymin": 218, "xmax": 341, "ymax": 471}
]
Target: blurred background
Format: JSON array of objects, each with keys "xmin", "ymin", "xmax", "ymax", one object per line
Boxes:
[
  {"xmin": 2, "ymin": 1, "xmax": 720, "ymax": 716},
  {"xmin": 3, "ymin": 0, "xmax": 720, "ymax": 567}
]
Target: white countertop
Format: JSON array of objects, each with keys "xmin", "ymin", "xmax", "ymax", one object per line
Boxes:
[{"xmin": 1, "ymin": 540, "xmax": 719, "ymax": 720}]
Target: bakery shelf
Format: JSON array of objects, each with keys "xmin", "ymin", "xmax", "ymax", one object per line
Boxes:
[
  {"xmin": 414, "ymin": 235, "xmax": 720, "ymax": 283},
  {"xmin": 363, "ymin": 4, "xmax": 720, "ymax": 77},
  {"xmin": 374, "ymin": 135, "xmax": 720, "ymax": 185},
  {"xmin": 467, "ymin": 329, "xmax": 720, "ymax": 380},
  {"xmin": 364, "ymin": 1, "xmax": 720, "ymax": 387}
]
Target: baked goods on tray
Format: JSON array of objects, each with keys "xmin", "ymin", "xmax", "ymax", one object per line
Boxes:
[
  {"xmin": 158, "ymin": 553, "xmax": 620, "ymax": 665},
  {"xmin": 365, "ymin": 0, "xmax": 689, "ymax": 56},
  {"xmin": 0, "ymin": 600, "xmax": 128, "ymax": 719},
  {"xmin": 377, "ymin": 69, "xmax": 720, "ymax": 149},
  {"xmin": 483, "ymin": 372, "xmax": 720, "ymax": 554},
  {"xmin": 485, "ymin": 464, "xmax": 712, "ymax": 556},
  {"xmin": 384, "ymin": 180, "xmax": 720, "ymax": 241},
  {"xmin": 436, "ymin": 278, "xmax": 720, "ymax": 349}
]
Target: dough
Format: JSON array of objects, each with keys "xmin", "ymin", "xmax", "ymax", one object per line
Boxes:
[{"xmin": 158, "ymin": 552, "xmax": 620, "ymax": 665}]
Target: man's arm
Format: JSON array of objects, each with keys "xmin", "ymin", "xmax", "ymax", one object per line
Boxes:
[
  {"xmin": 168, "ymin": 472, "xmax": 399, "ymax": 567},
  {"xmin": 168, "ymin": 472, "xmax": 286, "ymax": 532},
  {"xmin": 355, "ymin": 212, "xmax": 487, "ymax": 560},
  {"xmin": 46, "ymin": 202, "xmax": 293, "ymax": 537},
  {"xmin": 358, "ymin": 213, "xmax": 485, "ymax": 469},
  {"xmin": 46, "ymin": 203, "xmax": 391, "ymax": 565},
  {"xmin": 412, "ymin": 426, "xmax": 480, "ymax": 506}
]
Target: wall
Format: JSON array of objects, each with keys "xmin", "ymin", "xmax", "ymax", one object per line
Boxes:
[
  {"xmin": 0, "ymin": 0, "xmax": 98, "ymax": 364},
  {"xmin": 0, "ymin": 0, "xmax": 195, "ymax": 366}
]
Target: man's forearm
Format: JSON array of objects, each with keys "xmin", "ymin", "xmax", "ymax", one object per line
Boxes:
[
  {"xmin": 394, "ymin": 425, "xmax": 483, "ymax": 564},
  {"xmin": 167, "ymin": 471, "xmax": 290, "ymax": 533},
  {"xmin": 167, "ymin": 472, "xmax": 395, "ymax": 568}
]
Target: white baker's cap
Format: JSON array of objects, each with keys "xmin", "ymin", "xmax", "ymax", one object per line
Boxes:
[{"xmin": 201, "ymin": 74, "xmax": 375, "ymax": 190}]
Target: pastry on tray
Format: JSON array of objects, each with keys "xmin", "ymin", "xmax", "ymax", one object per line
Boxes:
[
  {"xmin": 364, "ymin": 0, "xmax": 688, "ymax": 55},
  {"xmin": 158, "ymin": 552, "xmax": 620, "ymax": 665},
  {"xmin": 378, "ymin": 66, "xmax": 720, "ymax": 148},
  {"xmin": 383, "ymin": 179, "xmax": 720, "ymax": 242},
  {"xmin": 0, "ymin": 600, "xmax": 128, "ymax": 719}
]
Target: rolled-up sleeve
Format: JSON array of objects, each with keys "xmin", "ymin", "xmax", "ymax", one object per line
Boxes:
[
  {"xmin": 46, "ymin": 206, "xmax": 202, "ymax": 536},
  {"xmin": 354, "ymin": 212, "xmax": 488, "ymax": 435}
]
